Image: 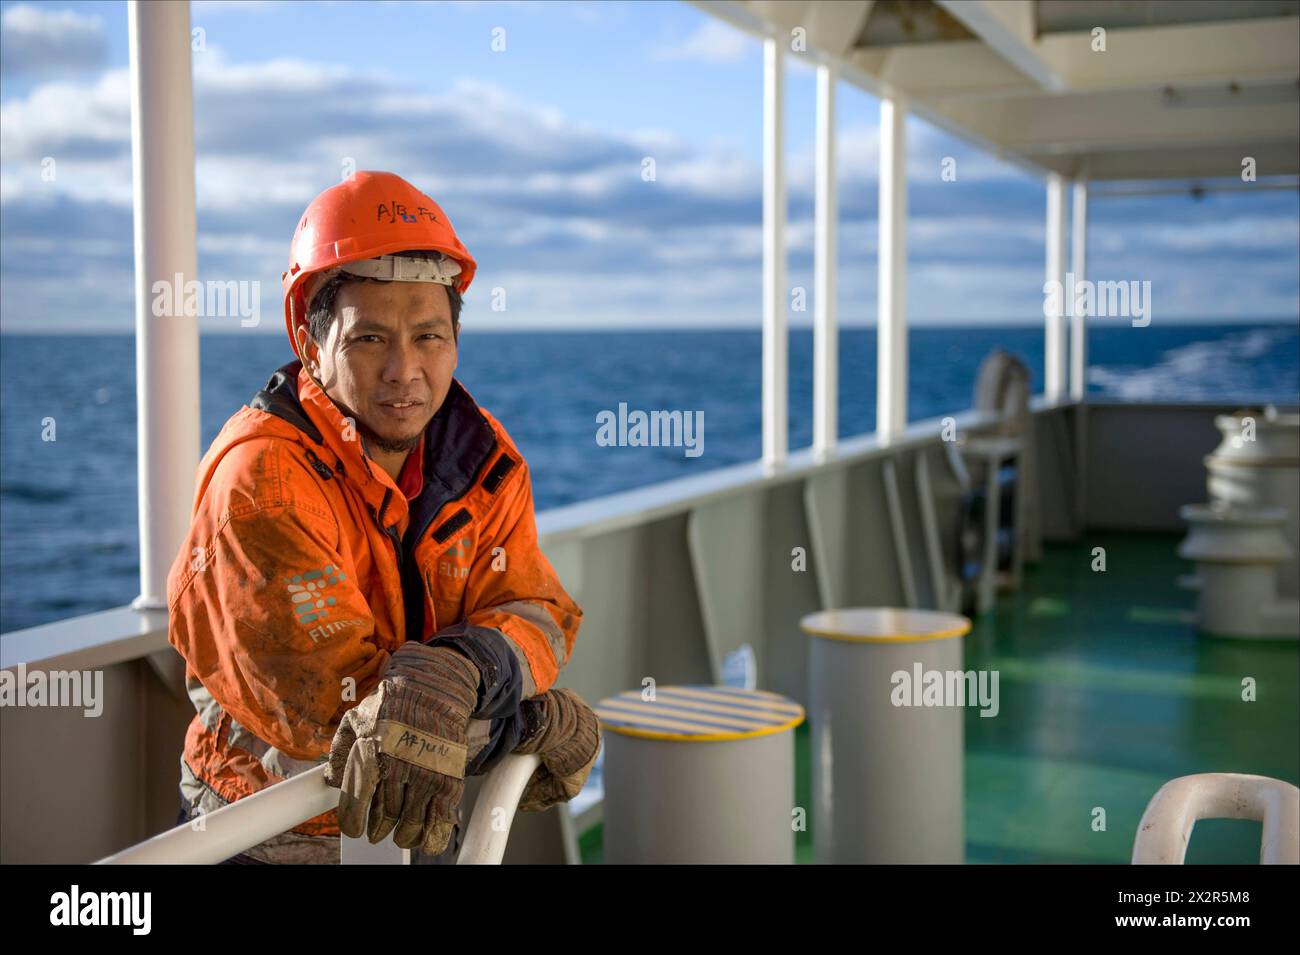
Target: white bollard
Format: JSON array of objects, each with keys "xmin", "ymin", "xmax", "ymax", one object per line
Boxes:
[
  {"xmin": 596, "ymin": 686, "xmax": 804, "ymax": 864},
  {"xmin": 1207, "ymin": 410, "xmax": 1300, "ymax": 598},
  {"xmin": 803, "ymin": 608, "xmax": 971, "ymax": 863},
  {"xmin": 1178, "ymin": 503, "xmax": 1299, "ymax": 639}
]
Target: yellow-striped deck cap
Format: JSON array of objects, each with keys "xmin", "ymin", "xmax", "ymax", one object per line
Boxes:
[
  {"xmin": 595, "ymin": 685, "xmax": 805, "ymax": 742},
  {"xmin": 801, "ymin": 607, "xmax": 971, "ymax": 643}
]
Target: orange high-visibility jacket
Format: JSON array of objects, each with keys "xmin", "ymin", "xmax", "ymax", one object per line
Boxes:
[{"xmin": 166, "ymin": 360, "xmax": 581, "ymax": 846}]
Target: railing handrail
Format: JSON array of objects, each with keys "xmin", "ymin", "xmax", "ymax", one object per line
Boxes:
[
  {"xmin": 96, "ymin": 754, "xmax": 541, "ymax": 865},
  {"xmin": 536, "ymin": 405, "xmax": 1006, "ymax": 541}
]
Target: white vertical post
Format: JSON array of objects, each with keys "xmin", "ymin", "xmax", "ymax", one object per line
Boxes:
[
  {"xmin": 813, "ymin": 62, "xmax": 838, "ymax": 459},
  {"xmin": 128, "ymin": 1, "xmax": 200, "ymax": 609},
  {"xmin": 877, "ymin": 94, "xmax": 908, "ymax": 443},
  {"xmin": 1070, "ymin": 179, "xmax": 1089, "ymax": 530},
  {"xmin": 1069, "ymin": 180, "xmax": 1088, "ymax": 401},
  {"xmin": 761, "ymin": 37, "xmax": 788, "ymax": 468},
  {"xmin": 1044, "ymin": 173, "xmax": 1068, "ymax": 403}
]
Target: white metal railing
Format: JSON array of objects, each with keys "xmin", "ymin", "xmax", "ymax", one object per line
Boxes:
[
  {"xmin": 877, "ymin": 91, "xmax": 909, "ymax": 443},
  {"xmin": 456, "ymin": 753, "xmax": 543, "ymax": 864},
  {"xmin": 1132, "ymin": 772, "xmax": 1300, "ymax": 864},
  {"xmin": 97, "ymin": 754, "xmax": 540, "ymax": 865},
  {"xmin": 127, "ymin": 0, "xmax": 200, "ymax": 615},
  {"xmin": 761, "ymin": 34, "xmax": 788, "ymax": 468}
]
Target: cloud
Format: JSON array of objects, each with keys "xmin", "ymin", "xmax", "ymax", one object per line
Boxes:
[
  {"xmin": 1, "ymin": 30, "xmax": 1295, "ymax": 332},
  {"xmin": 190, "ymin": 0, "xmax": 283, "ymax": 13},
  {"xmin": 0, "ymin": 44, "xmax": 760, "ymax": 329},
  {"xmin": 1125, "ymin": 217, "xmax": 1300, "ymax": 253},
  {"xmin": 0, "ymin": 4, "xmax": 107, "ymax": 76},
  {"xmin": 0, "ymin": 68, "xmax": 133, "ymax": 183},
  {"xmin": 651, "ymin": 19, "xmax": 755, "ymax": 64}
]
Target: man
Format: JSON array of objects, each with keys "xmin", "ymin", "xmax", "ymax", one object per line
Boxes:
[{"xmin": 166, "ymin": 170, "xmax": 597, "ymax": 864}]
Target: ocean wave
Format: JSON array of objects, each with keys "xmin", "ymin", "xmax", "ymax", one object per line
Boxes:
[
  {"xmin": 1088, "ymin": 326, "xmax": 1299, "ymax": 402},
  {"xmin": 0, "ymin": 481, "xmax": 74, "ymax": 504}
]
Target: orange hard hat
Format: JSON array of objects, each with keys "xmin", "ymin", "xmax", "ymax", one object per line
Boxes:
[{"xmin": 281, "ymin": 170, "xmax": 477, "ymax": 360}]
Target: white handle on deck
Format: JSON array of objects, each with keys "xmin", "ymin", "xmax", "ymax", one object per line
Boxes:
[
  {"xmin": 98, "ymin": 754, "xmax": 541, "ymax": 865},
  {"xmin": 1132, "ymin": 772, "xmax": 1300, "ymax": 864}
]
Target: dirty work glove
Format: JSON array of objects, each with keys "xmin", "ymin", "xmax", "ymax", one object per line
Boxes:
[
  {"xmin": 324, "ymin": 642, "xmax": 479, "ymax": 853},
  {"xmin": 512, "ymin": 688, "xmax": 601, "ymax": 812}
]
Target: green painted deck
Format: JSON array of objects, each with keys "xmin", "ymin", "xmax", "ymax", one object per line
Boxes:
[{"xmin": 579, "ymin": 532, "xmax": 1299, "ymax": 864}]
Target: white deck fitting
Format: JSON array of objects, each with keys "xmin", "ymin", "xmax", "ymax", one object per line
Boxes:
[
  {"xmin": 803, "ymin": 607, "xmax": 970, "ymax": 863},
  {"xmin": 1133, "ymin": 773, "xmax": 1300, "ymax": 864}
]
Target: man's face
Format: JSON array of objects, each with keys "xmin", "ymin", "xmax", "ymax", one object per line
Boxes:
[{"xmin": 298, "ymin": 280, "xmax": 458, "ymax": 455}]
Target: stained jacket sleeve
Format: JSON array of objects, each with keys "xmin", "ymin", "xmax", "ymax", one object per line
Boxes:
[
  {"xmin": 167, "ymin": 440, "xmax": 389, "ymax": 761},
  {"xmin": 425, "ymin": 454, "xmax": 582, "ymax": 774}
]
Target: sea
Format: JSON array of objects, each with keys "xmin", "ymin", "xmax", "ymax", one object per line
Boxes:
[{"xmin": 2, "ymin": 322, "xmax": 1297, "ymax": 633}]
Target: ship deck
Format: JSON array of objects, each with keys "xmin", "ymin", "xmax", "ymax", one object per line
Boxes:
[{"xmin": 577, "ymin": 531, "xmax": 1300, "ymax": 864}]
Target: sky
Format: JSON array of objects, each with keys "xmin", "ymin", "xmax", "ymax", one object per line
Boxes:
[{"xmin": 0, "ymin": 0, "xmax": 1297, "ymax": 334}]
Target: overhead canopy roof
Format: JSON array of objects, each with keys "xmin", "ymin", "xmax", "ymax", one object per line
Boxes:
[{"xmin": 695, "ymin": 0, "xmax": 1300, "ymax": 180}]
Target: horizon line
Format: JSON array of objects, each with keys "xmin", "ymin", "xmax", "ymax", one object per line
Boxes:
[{"xmin": 2, "ymin": 316, "xmax": 1298, "ymax": 336}]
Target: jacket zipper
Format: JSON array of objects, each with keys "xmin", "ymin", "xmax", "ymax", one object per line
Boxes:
[
  {"xmin": 372, "ymin": 434, "xmax": 499, "ymax": 642},
  {"xmin": 375, "ymin": 487, "xmax": 427, "ymax": 643},
  {"xmin": 375, "ymin": 487, "xmax": 400, "ymax": 556},
  {"xmin": 374, "ymin": 488, "xmax": 403, "ymax": 628}
]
